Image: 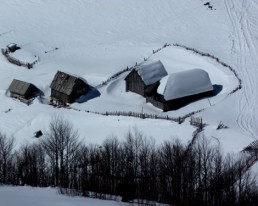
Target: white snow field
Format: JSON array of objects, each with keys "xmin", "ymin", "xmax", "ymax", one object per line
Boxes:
[
  {"xmin": 0, "ymin": 0, "xmax": 258, "ymax": 180},
  {"xmin": 1, "ymin": 0, "xmax": 258, "ymax": 204},
  {"xmin": 0, "ymin": 186, "xmax": 128, "ymax": 206}
]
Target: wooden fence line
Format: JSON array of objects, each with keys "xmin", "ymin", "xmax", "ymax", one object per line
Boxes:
[
  {"xmin": 172, "ymin": 43, "xmax": 242, "ymax": 95},
  {"xmin": 1, "ymin": 48, "xmax": 37, "ymax": 69},
  {"xmin": 94, "ymin": 42, "xmax": 241, "ymax": 123},
  {"xmin": 96, "ymin": 66, "xmax": 132, "ymax": 89},
  {"xmin": 182, "ymin": 125, "xmax": 204, "ymax": 161},
  {"xmin": 70, "ymin": 107, "xmax": 181, "ymax": 123},
  {"xmin": 97, "ymin": 42, "xmax": 241, "ymax": 95},
  {"xmin": 43, "ymin": 42, "xmax": 241, "ymax": 131}
]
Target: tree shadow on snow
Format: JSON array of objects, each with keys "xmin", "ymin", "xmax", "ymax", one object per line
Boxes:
[{"xmin": 75, "ymin": 86, "xmax": 101, "ymax": 103}]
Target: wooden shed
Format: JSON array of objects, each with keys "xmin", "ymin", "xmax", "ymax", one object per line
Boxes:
[
  {"xmin": 125, "ymin": 61, "xmax": 168, "ymax": 97},
  {"xmin": 50, "ymin": 71, "xmax": 90, "ymax": 104},
  {"xmin": 147, "ymin": 69, "xmax": 214, "ymax": 111},
  {"xmin": 7, "ymin": 43, "xmax": 20, "ymax": 53},
  {"xmin": 9, "ymin": 79, "xmax": 39, "ymax": 100}
]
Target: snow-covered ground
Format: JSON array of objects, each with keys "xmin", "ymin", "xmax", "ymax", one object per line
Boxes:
[
  {"xmin": 0, "ymin": 0, "xmax": 257, "ymax": 157},
  {"xmin": 2, "ymin": 0, "xmax": 258, "ymax": 204},
  {"xmin": 0, "ymin": 186, "xmax": 128, "ymax": 206}
]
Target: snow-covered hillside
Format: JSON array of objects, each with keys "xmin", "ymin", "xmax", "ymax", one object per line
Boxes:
[
  {"xmin": 0, "ymin": 186, "xmax": 128, "ymax": 206},
  {"xmin": 0, "ymin": 0, "xmax": 258, "ymax": 156}
]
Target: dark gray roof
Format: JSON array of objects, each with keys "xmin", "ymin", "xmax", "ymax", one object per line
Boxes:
[
  {"xmin": 9, "ymin": 79, "xmax": 34, "ymax": 96},
  {"xmin": 50, "ymin": 71, "xmax": 88, "ymax": 95}
]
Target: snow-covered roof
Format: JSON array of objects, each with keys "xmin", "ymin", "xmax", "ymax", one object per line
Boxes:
[
  {"xmin": 7, "ymin": 43, "xmax": 17, "ymax": 48},
  {"xmin": 136, "ymin": 60, "xmax": 168, "ymax": 85},
  {"xmin": 158, "ymin": 69, "xmax": 213, "ymax": 101},
  {"xmin": 11, "ymin": 50, "xmax": 37, "ymax": 63}
]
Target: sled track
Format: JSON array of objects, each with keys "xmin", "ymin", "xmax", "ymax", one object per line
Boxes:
[{"xmin": 225, "ymin": 0, "xmax": 258, "ymax": 139}]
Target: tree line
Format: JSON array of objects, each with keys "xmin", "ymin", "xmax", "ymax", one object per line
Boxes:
[{"xmin": 0, "ymin": 116, "xmax": 258, "ymax": 206}]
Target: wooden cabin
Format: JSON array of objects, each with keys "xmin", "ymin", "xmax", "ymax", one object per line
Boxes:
[
  {"xmin": 125, "ymin": 61, "xmax": 168, "ymax": 97},
  {"xmin": 9, "ymin": 79, "xmax": 39, "ymax": 100},
  {"xmin": 147, "ymin": 69, "xmax": 214, "ymax": 111},
  {"xmin": 7, "ymin": 43, "xmax": 20, "ymax": 53},
  {"xmin": 50, "ymin": 71, "xmax": 90, "ymax": 104}
]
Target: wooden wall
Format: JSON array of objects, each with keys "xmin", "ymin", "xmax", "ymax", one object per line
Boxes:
[{"xmin": 125, "ymin": 70, "xmax": 145, "ymax": 97}]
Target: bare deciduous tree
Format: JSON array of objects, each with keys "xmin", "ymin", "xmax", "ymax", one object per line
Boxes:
[
  {"xmin": 0, "ymin": 132, "xmax": 15, "ymax": 184},
  {"xmin": 41, "ymin": 116, "xmax": 80, "ymax": 187}
]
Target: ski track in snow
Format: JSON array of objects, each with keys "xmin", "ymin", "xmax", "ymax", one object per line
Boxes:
[{"xmin": 225, "ymin": 0, "xmax": 258, "ymax": 139}]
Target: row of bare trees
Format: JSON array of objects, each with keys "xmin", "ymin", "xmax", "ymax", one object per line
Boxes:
[
  {"xmin": 1, "ymin": 117, "xmax": 258, "ymax": 206},
  {"xmin": 0, "ymin": 133, "xmax": 14, "ymax": 184}
]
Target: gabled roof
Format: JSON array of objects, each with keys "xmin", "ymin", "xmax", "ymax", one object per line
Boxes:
[
  {"xmin": 9, "ymin": 79, "xmax": 36, "ymax": 96},
  {"xmin": 158, "ymin": 69, "xmax": 213, "ymax": 101},
  {"xmin": 50, "ymin": 71, "xmax": 88, "ymax": 95},
  {"xmin": 136, "ymin": 61, "xmax": 168, "ymax": 85}
]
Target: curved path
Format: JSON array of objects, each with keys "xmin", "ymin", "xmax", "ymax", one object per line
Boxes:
[{"xmin": 225, "ymin": 0, "xmax": 258, "ymax": 139}]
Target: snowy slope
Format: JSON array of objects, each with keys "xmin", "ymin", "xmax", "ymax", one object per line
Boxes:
[
  {"xmin": 0, "ymin": 0, "xmax": 257, "ymax": 158},
  {"xmin": 0, "ymin": 186, "xmax": 128, "ymax": 206}
]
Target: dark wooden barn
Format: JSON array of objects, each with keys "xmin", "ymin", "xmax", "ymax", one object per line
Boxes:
[
  {"xmin": 146, "ymin": 69, "xmax": 214, "ymax": 111},
  {"xmin": 50, "ymin": 71, "xmax": 90, "ymax": 104},
  {"xmin": 125, "ymin": 61, "xmax": 168, "ymax": 97},
  {"xmin": 9, "ymin": 79, "xmax": 39, "ymax": 100},
  {"xmin": 147, "ymin": 90, "xmax": 214, "ymax": 111},
  {"xmin": 7, "ymin": 43, "xmax": 20, "ymax": 53}
]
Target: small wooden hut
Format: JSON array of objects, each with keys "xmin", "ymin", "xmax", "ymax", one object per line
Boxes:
[
  {"xmin": 9, "ymin": 79, "xmax": 39, "ymax": 100},
  {"xmin": 7, "ymin": 43, "xmax": 20, "ymax": 53},
  {"xmin": 125, "ymin": 61, "xmax": 168, "ymax": 97},
  {"xmin": 50, "ymin": 71, "xmax": 90, "ymax": 104}
]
